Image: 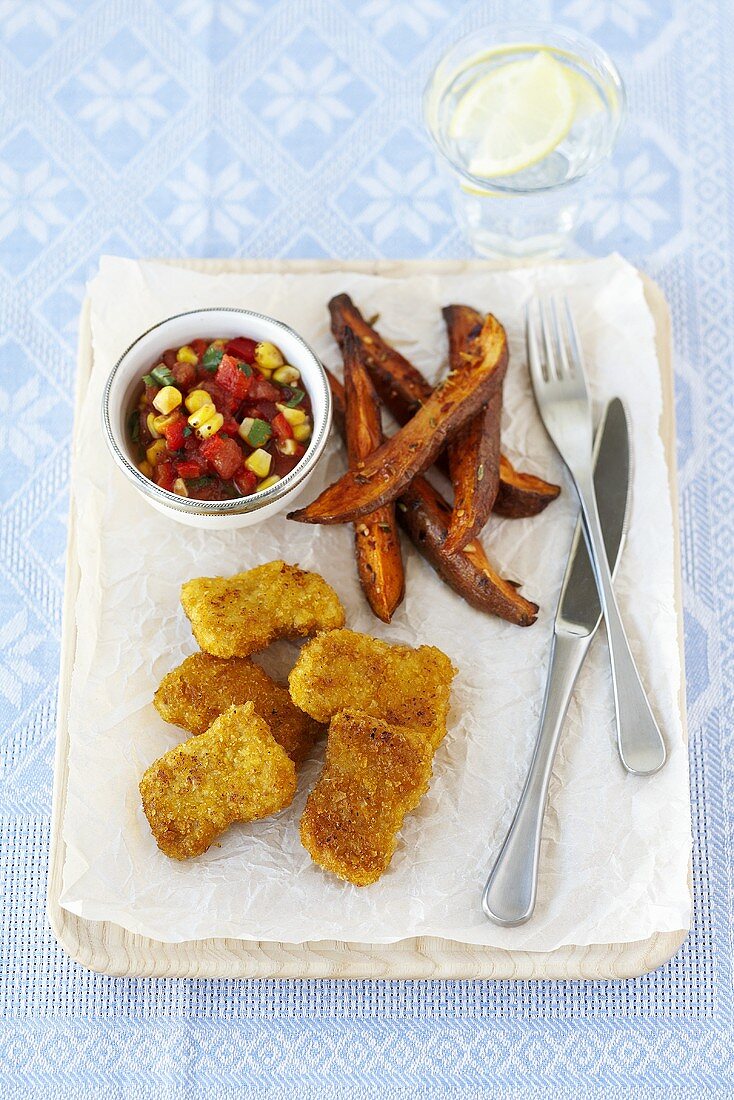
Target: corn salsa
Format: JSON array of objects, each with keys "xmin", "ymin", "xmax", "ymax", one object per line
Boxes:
[{"xmin": 128, "ymin": 337, "xmax": 314, "ymax": 500}]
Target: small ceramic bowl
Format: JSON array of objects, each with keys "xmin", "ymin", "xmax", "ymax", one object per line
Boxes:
[{"xmin": 102, "ymin": 308, "xmax": 332, "ymax": 529}]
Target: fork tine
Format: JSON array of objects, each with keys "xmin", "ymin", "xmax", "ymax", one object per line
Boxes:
[
  {"xmin": 550, "ymin": 297, "xmax": 572, "ymax": 379},
  {"xmin": 525, "ymin": 299, "xmax": 547, "ymax": 385},
  {"xmin": 539, "ymin": 298, "xmax": 558, "ymax": 381},
  {"xmin": 562, "ymin": 296, "xmax": 585, "ymax": 375}
]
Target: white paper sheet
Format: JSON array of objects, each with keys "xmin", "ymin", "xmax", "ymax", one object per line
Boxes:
[{"xmin": 60, "ymin": 255, "xmax": 691, "ymax": 948}]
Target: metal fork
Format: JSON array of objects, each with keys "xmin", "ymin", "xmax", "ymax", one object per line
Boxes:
[{"xmin": 527, "ymin": 297, "xmax": 666, "ymax": 776}]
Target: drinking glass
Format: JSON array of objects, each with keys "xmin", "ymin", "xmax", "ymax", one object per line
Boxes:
[{"xmin": 424, "ymin": 23, "xmax": 626, "ymax": 258}]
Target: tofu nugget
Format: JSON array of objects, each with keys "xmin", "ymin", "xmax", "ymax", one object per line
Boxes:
[
  {"xmin": 154, "ymin": 651, "xmax": 322, "ymax": 764},
  {"xmin": 289, "ymin": 629, "xmax": 456, "ymax": 749},
  {"xmin": 300, "ymin": 709, "xmax": 434, "ymax": 886},
  {"xmin": 140, "ymin": 702, "xmax": 296, "ymax": 860},
  {"xmin": 181, "ymin": 560, "xmax": 345, "ymax": 658}
]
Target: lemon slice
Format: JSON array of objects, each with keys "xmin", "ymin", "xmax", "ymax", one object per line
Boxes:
[{"xmin": 449, "ymin": 50, "xmax": 576, "ymax": 179}]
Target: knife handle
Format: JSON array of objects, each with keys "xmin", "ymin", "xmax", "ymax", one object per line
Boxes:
[{"xmin": 482, "ymin": 632, "xmax": 586, "ymax": 926}]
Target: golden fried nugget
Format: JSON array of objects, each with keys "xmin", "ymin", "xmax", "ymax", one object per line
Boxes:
[
  {"xmin": 181, "ymin": 560, "xmax": 345, "ymax": 658},
  {"xmin": 154, "ymin": 651, "xmax": 322, "ymax": 764},
  {"xmin": 300, "ymin": 709, "xmax": 434, "ymax": 886},
  {"xmin": 140, "ymin": 702, "xmax": 296, "ymax": 860},
  {"xmin": 289, "ymin": 629, "xmax": 456, "ymax": 749}
]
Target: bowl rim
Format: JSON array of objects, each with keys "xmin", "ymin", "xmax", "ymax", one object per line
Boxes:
[{"xmin": 101, "ymin": 306, "xmax": 332, "ymax": 517}]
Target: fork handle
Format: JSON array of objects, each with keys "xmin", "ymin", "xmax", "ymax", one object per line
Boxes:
[{"xmin": 575, "ymin": 469, "xmax": 667, "ymax": 775}]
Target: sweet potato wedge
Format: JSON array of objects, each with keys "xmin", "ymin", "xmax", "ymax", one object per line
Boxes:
[
  {"xmin": 329, "ymin": 294, "xmax": 559, "ymax": 518},
  {"xmin": 397, "ymin": 477, "xmax": 538, "ymax": 626},
  {"xmin": 343, "ymin": 327, "xmax": 405, "ymax": 623},
  {"xmin": 325, "ymin": 369, "xmax": 538, "ymax": 626},
  {"xmin": 442, "ymin": 304, "xmax": 503, "ymax": 553},
  {"xmin": 289, "ymin": 313, "xmax": 508, "ymax": 525}
]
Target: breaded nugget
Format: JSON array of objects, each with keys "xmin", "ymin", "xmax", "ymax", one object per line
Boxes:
[
  {"xmin": 181, "ymin": 560, "xmax": 345, "ymax": 658},
  {"xmin": 289, "ymin": 629, "xmax": 456, "ymax": 749},
  {"xmin": 140, "ymin": 702, "xmax": 296, "ymax": 860},
  {"xmin": 300, "ymin": 709, "xmax": 434, "ymax": 886},
  {"xmin": 154, "ymin": 651, "xmax": 321, "ymax": 764}
]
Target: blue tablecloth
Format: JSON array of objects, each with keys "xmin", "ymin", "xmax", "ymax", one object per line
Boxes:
[{"xmin": 1, "ymin": 1, "xmax": 731, "ymax": 1095}]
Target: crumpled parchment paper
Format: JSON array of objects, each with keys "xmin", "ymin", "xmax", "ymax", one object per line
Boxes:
[{"xmin": 60, "ymin": 255, "xmax": 691, "ymax": 948}]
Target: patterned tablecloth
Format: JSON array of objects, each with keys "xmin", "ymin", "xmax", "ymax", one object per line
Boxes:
[{"xmin": 0, "ymin": 1, "xmax": 731, "ymax": 1096}]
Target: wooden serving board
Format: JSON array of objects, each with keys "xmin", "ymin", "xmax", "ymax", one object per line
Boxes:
[{"xmin": 47, "ymin": 259, "xmax": 689, "ymax": 979}]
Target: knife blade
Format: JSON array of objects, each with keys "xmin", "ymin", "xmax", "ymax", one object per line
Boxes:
[{"xmin": 482, "ymin": 398, "xmax": 631, "ymax": 926}]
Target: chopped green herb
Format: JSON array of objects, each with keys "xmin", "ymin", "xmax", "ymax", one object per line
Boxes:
[
  {"xmin": 151, "ymin": 364, "xmax": 175, "ymax": 388},
  {"xmin": 128, "ymin": 411, "xmax": 140, "ymax": 443},
  {"xmin": 282, "ymin": 387, "xmax": 305, "ymax": 407},
  {"xmin": 238, "ymin": 362, "xmax": 252, "ymax": 377},
  {"xmin": 182, "ymin": 426, "xmax": 192, "ymax": 437},
  {"xmin": 201, "ymin": 344, "xmax": 224, "ymax": 372},
  {"xmin": 142, "ymin": 373, "xmax": 156, "ymax": 387},
  {"xmin": 186, "ymin": 476, "xmax": 214, "ymax": 489},
  {"xmin": 245, "ymin": 418, "xmax": 272, "ymax": 448}
]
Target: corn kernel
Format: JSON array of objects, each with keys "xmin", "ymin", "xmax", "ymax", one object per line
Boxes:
[
  {"xmin": 173, "ymin": 478, "xmax": 189, "ymax": 496},
  {"xmin": 275, "ymin": 402, "xmax": 307, "ymax": 425},
  {"xmin": 254, "ymin": 341, "xmax": 284, "ymax": 372},
  {"xmin": 244, "ymin": 448, "xmax": 272, "ymax": 478},
  {"xmin": 256, "ymin": 474, "xmax": 281, "ymax": 492},
  {"xmin": 196, "ymin": 412, "xmax": 224, "ymax": 440},
  {"xmin": 277, "ymin": 438, "xmax": 299, "ymax": 456},
  {"xmin": 152, "ymin": 411, "xmax": 180, "ymax": 434},
  {"xmin": 146, "ymin": 439, "xmax": 168, "ymax": 466},
  {"xmin": 147, "ymin": 412, "xmax": 161, "ymax": 439},
  {"xmin": 185, "ymin": 388, "xmax": 212, "ymax": 413},
  {"xmin": 152, "ymin": 385, "xmax": 182, "ymax": 415},
  {"xmin": 138, "ymin": 460, "xmax": 153, "ymax": 478},
  {"xmin": 293, "ymin": 421, "xmax": 312, "ymax": 443},
  {"xmin": 177, "ymin": 345, "xmax": 199, "ymax": 365},
  {"xmin": 188, "ymin": 402, "xmax": 217, "ymax": 429},
  {"xmin": 272, "ymin": 365, "xmax": 300, "ymax": 385}
]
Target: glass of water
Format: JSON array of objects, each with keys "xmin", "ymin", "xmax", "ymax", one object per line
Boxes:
[{"xmin": 424, "ymin": 23, "xmax": 626, "ymax": 258}]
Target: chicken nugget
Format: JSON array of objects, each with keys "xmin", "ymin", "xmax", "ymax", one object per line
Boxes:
[
  {"xmin": 289, "ymin": 629, "xmax": 456, "ymax": 749},
  {"xmin": 154, "ymin": 651, "xmax": 322, "ymax": 764},
  {"xmin": 181, "ymin": 560, "xmax": 345, "ymax": 658},
  {"xmin": 140, "ymin": 702, "xmax": 296, "ymax": 860},
  {"xmin": 300, "ymin": 709, "xmax": 434, "ymax": 886}
]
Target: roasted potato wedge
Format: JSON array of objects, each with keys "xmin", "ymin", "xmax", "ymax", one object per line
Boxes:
[
  {"xmin": 153, "ymin": 651, "xmax": 322, "ymax": 764},
  {"xmin": 289, "ymin": 628, "xmax": 456, "ymax": 750},
  {"xmin": 398, "ymin": 476, "xmax": 538, "ymax": 626},
  {"xmin": 300, "ymin": 709, "xmax": 434, "ymax": 886},
  {"xmin": 326, "ymin": 368, "xmax": 537, "ymax": 626},
  {"xmin": 181, "ymin": 560, "xmax": 345, "ymax": 657},
  {"xmin": 442, "ymin": 304, "xmax": 503, "ymax": 554},
  {"xmin": 343, "ymin": 327, "xmax": 405, "ymax": 623},
  {"xmin": 289, "ymin": 314, "xmax": 508, "ymax": 525},
  {"xmin": 329, "ymin": 293, "xmax": 559, "ymax": 518},
  {"xmin": 140, "ymin": 702, "xmax": 297, "ymax": 860}
]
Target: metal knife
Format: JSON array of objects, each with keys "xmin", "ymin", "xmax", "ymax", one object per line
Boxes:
[{"xmin": 482, "ymin": 397, "xmax": 631, "ymax": 926}]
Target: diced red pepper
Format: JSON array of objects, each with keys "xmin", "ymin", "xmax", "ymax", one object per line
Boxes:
[
  {"xmin": 190, "ymin": 338, "xmax": 209, "ymax": 358},
  {"xmin": 155, "ymin": 460, "xmax": 176, "ymax": 492},
  {"xmin": 215, "ymin": 354, "xmax": 252, "ymax": 404},
  {"xmin": 244, "ymin": 400, "xmax": 278, "ymax": 422},
  {"xmin": 220, "ymin": 413, "xmax": 241, "ymax": 437},
  {"xmin": 162, "ymin": 412, "xmax": 187, "ymax": 451},
  {"xmin": 162, "ymin": 348, "xmax": 178, "ymax": 369},
  {"xmin": 176, "ymin": 458, "xmax": 205, "ymax": 479},
  {"xmin": 248, "ymin": 374, "xmax": 280, "ymax": 402},
  {"xmin": 225, "ymin": 337, "xmax": 257, "ymax": 364},
  {"xmin": 234, "ymin": 468, "xmax": 258, "ymax": 495},
  {"xmin": 271, "ymin": 412, "xmax": 293, "ymax": 441},
  {"xmin": 200, "ymin": 434, "xmax": 243, "ymax": 479},
  {"xmin": 172, "ymin": 360, "xmax": 197, "ymax": 390},
  {"xmin": 196, "ymin": 378, "xmax": 231, "ymax": 412}
]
